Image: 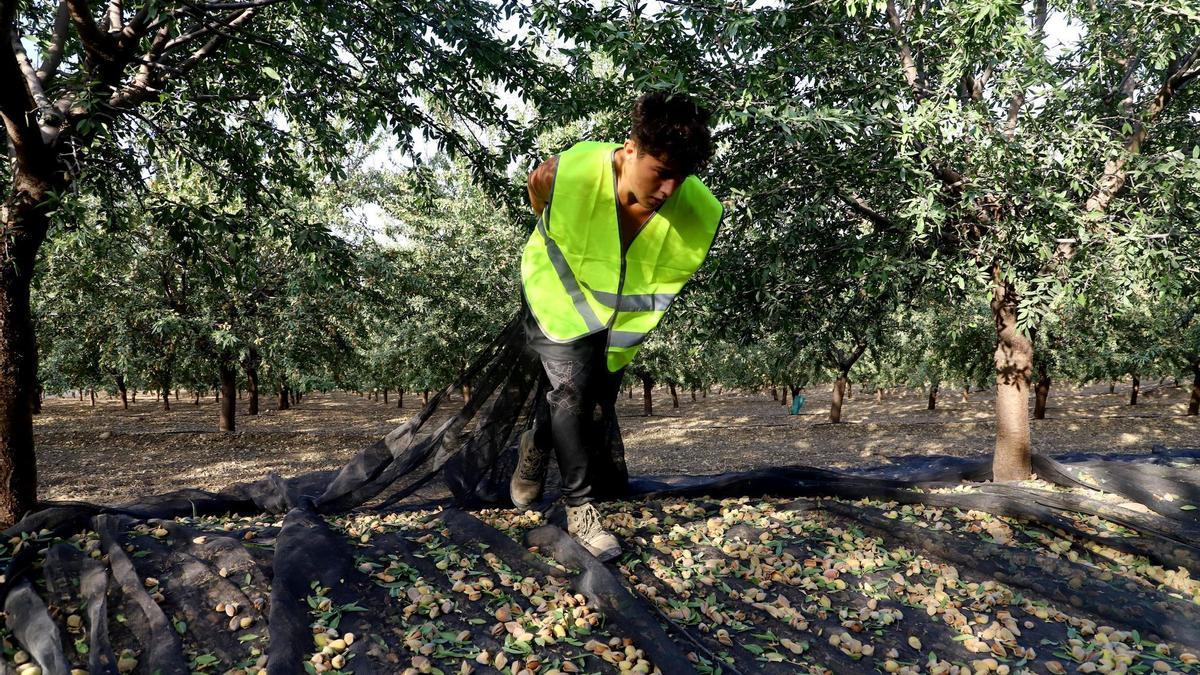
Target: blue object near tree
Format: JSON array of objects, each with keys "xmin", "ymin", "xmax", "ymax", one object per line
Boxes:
[{"xmin": 791, "ymin": 394, "xmax": 806, "ymax": 415}]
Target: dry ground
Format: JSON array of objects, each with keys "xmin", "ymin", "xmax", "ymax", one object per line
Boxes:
[{"xmin": 34, "ymin": 379, "xmax": 1200, "ymax": 505}]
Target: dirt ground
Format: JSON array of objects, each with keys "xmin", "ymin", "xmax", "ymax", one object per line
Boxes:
[{"xmin": 34, "ymin": 379, "xmax": 1200, "ymax": 505}]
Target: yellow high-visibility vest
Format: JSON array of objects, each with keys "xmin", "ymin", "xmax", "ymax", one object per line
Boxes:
[{"xmin": 521, "ymin": 140, "xmax": 723, "ymax": 372}]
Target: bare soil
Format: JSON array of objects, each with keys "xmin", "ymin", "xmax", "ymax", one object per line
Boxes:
[{"xmin": 35, "ymin": 380, "xmax": 1200, "ymax": 505}]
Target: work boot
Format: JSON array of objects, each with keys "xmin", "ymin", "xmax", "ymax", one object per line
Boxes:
[
  {"xmin": 565, "ymin": 502, "xmax": 621, "ymax": 562},
  {"xmin": 510, "ymin": 429, "xmax": 548, "ymax": 509}
]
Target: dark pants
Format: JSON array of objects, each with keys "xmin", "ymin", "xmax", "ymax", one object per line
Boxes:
[{"xmin": 532, "ymin": 333, "xmax": 628, "ymax": 502}]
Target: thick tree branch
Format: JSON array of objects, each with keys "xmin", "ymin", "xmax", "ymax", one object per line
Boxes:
[
  {"xmin": 1085, "ymin": 40, "xmax": 1200, "ymax": 214},
  {"xmin": 185, "ymin": 0, "xmax": 284, "ymax": 9},
  {"xmin": 885, "ymin": 0, "xmax": 924, "ymax": 99},
  {"xmin": 1004, "ymin": 0, "xmax": 1047, "ymax": 140},
  {"xmin": 9, "ymin": 33, "xmax": 51, "ymax": 114},
  {"xmin": 827, "ymin": 345, "xmax": 845, "ymax": 368},
  {"xmin": 65, "ymin": 0, "xmax": 117, "ymax": 64},
  {"xmin": 35, "ymin": 1, "xmax": 70, "ymax": 85},
  {"xmin": 178, "ymin": 8, "xmax": 255, "ymax": 70},
  {"xmin": 1108, "ymin": 52, "xmax": 1144, "ymax": 110},
  {"xmin": 972, "ymin": 64, "xmax": 992, "ymax": 101},
  {"xmin": 0, "ymin": 23, "xmax": 47, "ymax": 169},
  {"xmin": 120, "ymin": 4, "xmax": 151, "ymax": 41},
  {"xmin": 107, "ymin": 8, "xmax": 256, "ymax": 109},
  {"xmin": 97, "ymin": 24, "xmax": 172, "ymax": 113},
  {"xmin": 849, "ymin": 342, "xmax": 868, "ymax": 369},
  {"xmin": 161, "ymin": 11, "xmax": 241, "ymax": 56},
  {"xmin": 837, "ymin": 191, "xmax": 896, "ymax": 231},
  {"xmin": 9, "ymin": 32, "xmax": 62, "ymax": 145},
  {"xmin": 0, "ymin": 13, "xmax": 65, "ymax": 193},
  {"xmin": 104, "ymin": 0, "xmax": 123, "ymax": 33}
]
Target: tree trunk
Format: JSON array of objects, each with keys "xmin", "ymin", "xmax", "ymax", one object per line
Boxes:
[
  {"xmin": 397, "ymin": 389, "xmax": 404, "ymax": 408},
  {"xmin": 1130, "ymin": 374, "xmax": 1140, "ymax": 406},
  {"xmin": 383, "ymin": 388, "xmax": 389, "ymax": 404},
  {"xmin": 991, "ymin": 273, "xmax": 1033, "ymax": 481},
  {"xmin": 0, "ymin": 207, "xmax": 47, "ymax": 524},
  {"xmin": 1109, "ymin": 381, "xmax": 1116, "ymax": 394},
  {"xmin": 961, "ymin": 385, "xmax": 969, "ymax": 403},
  {"xmin": 875, "ymin": 387, "xmax": 883, "ymax": 403},
  {"xmin": 160, "ymin": 382, "xmax": 170, "ymax": 411},
  {"xmin": 245, "ymin": 352, "xmax": 259, "ymax": 416},
  {"xmin": 703, "ymin": 387, "xmax": 707, "ymax": 399},
  {"xmin": 422, "ymin": 390, "xmax": 429, "ymax": 405},
  {"xmin": 218, "ymin": 361, "xmax": 236, "ymax": 432},
  {"xmin": 690, "ymin": 386, "xmax": 696, "ymax": 402},
  {"xmin": 278, "ymin": 384, "xmax": 290, "ymax": 411},
  {"xmin": 193, "ymin": 391, "xmax": 200, "ymax": 405},
  {"xmin": 1034, "ymin": 362, "xmax": 1050, "ymax": 420},
  {"xmin": 830, "ymin": 374, "xmax": 848, "ymax": 423},
  {"xmin": 642, "ymin": 376, "xmax": 654, "ymax": 416},
  {"xmin": 771, "ymin": 386, "xmax": 778, "ymax": 401},
  {"xmin": 31, "ymin": 384, "xmax": 41, "ymax": 415},
  {"xmin": 628, "ymin": 384, "xmax": 633, "ymax": 399},
  {"xmin": 90, "ymin": 388, "xmax": 95, "ymax": 407},
  {"xmin": 174, "ymin": 388, "xmax": 179, "ymax": 401},
  {"xmin": 927, "ymin": 381, "xmax": 938, "ymax": 410},
  {"xmin": 1189, "ymin": 362, "xmax": 1200, "ymax": 416},
  {"xmin": 131, "ymin": 389, "xmax": 136, "ymax": 403},
  {"xmin": 461, "ymin": 384, "xmax": 470, "ymax": 403},
  {"xmin": 116, "ymin": 375, "xmax": 129, "ymax": 410},
  {"xmin": 846, "ymin": 381, "xmax": 853, "ymax": 399},
  {"xmin": 668, "ymin": 383, "xmax": 679, "ymax": 409},
  {"xmin": 780, "ymin": 385, "xmax": 788, "ymax": 406}
]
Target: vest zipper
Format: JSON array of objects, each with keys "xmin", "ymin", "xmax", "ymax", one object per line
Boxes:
[
  {"xmin": 606, "ymin": 151, "xmax": 623, "ymax": 352},
  {"xmin": 608, "ymin": 213, "xmax": 654, "ymax": 331},
  {"xmin": 605, "ymin": 147, "xmax": 657, "ymax": 359}
]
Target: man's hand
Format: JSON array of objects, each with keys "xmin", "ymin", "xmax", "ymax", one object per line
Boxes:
[{"xmin": 527, "ymin": 155, "xmax": 559, "ymax": 218}]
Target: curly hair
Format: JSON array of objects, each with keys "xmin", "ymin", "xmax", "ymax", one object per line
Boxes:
[{"xmin": 630, "ymin": 90, "xmax": 715, "ymax": 176}]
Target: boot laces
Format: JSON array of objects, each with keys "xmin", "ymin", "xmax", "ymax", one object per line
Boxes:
[
  {"xmin": 571, "ymin": 504, "xmax": 602, "ymax": 537},
  {"xmin": 517, "ymin": 435, "xmax": 547, "ymax": 481}
]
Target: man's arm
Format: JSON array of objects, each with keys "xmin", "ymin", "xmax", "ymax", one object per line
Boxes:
[{"xmin": 527, "ymin": 155, "xmax": 559, "ymax": 218}]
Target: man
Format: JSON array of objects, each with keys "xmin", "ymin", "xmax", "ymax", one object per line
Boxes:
[{"xmin": 511, "ymin": 91, "xmax": 723, "ymax": 561}]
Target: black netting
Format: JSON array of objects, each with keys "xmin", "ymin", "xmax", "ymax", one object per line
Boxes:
[{"xmin": 4, "ymin": 312, "xmax": 1200, "ymax": 673}]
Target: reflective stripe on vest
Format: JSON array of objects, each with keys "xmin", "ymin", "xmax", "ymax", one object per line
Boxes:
[{"xmin": 520, "ymin": 140, "xmax": 723, "ymax": 372}]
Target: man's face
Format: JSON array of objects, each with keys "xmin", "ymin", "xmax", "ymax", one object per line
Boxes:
[{"xmin": 620, "ymin": 140, "xmax": 688, "ymax": 210}]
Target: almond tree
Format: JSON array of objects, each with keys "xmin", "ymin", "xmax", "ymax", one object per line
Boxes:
[
  {"xmin": 534, "ymin": 0, "xmax": 1200, "ymax": 479},
  {"xmin": 0, "ymin": 0, "xmax": 560, "ymax": 523}
]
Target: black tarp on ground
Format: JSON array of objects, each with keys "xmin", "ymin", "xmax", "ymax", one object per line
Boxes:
[{"xmin": 4, "ymin": 316, "xmax": 1200, "ymax": 673}]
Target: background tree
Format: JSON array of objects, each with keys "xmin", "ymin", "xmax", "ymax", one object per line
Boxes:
[
  {"xmin": 529, "ymin": 0, "xmax": 1200, "ymax": 479},
  {"xmin": 1, "ymin": 0, "xmax": 561, "ymax": 522}
]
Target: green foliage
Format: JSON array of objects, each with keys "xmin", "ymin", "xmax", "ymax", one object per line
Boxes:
[{"xmin": 27, "ymin": 0, "xmax": 1200, "ymax": 418}]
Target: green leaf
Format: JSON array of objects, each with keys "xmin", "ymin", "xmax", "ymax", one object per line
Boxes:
[{"xmin": 262, "ymin": 66, "xmax": 281, "ymax": 82}]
